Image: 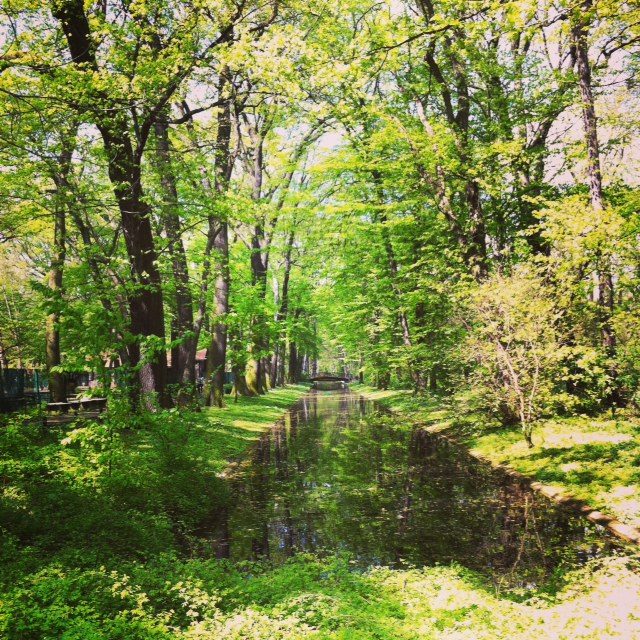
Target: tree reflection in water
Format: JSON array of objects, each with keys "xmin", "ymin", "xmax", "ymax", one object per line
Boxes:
[{"xmin": 216, "ymin": 391, "xmax": 615, "ymax": 589}]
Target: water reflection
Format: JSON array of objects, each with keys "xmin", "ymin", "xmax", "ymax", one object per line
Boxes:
[{"xmin": 218, "ymin": 391, "xmax": 614, "ymax": 588}]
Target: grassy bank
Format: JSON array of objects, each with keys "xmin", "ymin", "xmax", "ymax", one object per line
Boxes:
[
  {"xmin": 198, "ymin": 384, "xmax": 311, "ymax": 472},
  {"xmin": 2, "ymin": 384, "xmax": 640, "ymax": 638},
  {"xmin": 3, "ymin": 551, "xmax": 640, "ymax": 639},
  {"xmin": 352, "ymin": 384, "xmax": 640, "ymax": 533}
]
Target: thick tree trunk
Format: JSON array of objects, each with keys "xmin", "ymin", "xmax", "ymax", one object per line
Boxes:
[
  {"xmin": 45, "ymin": 140, "xmax": 76, "ymax": 404},
  {"xmin": 180, "ymin": 104, "xmax": 218, "ymax": 392},
  {"xmin": 275, "ymin": 229, "xmax": 295, "ymax": 387},
  {"xmin": 287, "ymin": 338, "xmax": 299, "ymax": 384},
  {"xmin": 269, "ymin": 351, "xmax": 278, "ymax": 388},
  {"xmin": 261, "ymin": 356, "xmax": 270, "ymax": 392},
  {"xmin": 205, "ymin": 76, "xmax": 233, "ymax": 406},
  {"xmin": 107, "ymin": 145, "xmax": 168, "ymax": 407},
  {"xmin": 53, "ymin": 0, "xmax": 168, "ymax": 408},
  {"xmin": 572, "ymin": 11, "xmax": 605, "ymax": 212},
  {"xmin": 464, "ymin": 181, "xmax": 488, "ymax": 279},
  {"xmin": 245, "ymin": 357, "xmax": 261, "ymax": 396},
  {"xmin": 246, "ymin": 121, "xmax": 273, "ymax": 395},
  {"xmin": 277, "ymin": 341, "xmax": 287, "ymax": 386},
  {"xmin": 417, "ymin": 24, "xmax": 489, "ymax": 281},
  {"xmin": 205, "ymin": 221, "xmax": 230, "ymax": 406},
  {"xmin": 248, "ymin": 224, "xmax": 270, "ymax": 393},
  {"xmin": 232, "ymin": 363, "xmax": 251, "ymax": 397}
]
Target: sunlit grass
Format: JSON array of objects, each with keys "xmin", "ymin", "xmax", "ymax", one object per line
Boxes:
[
  {"xmin": 468, "ymin": 416, "xmax": 640, "ymax": 529},
  {"xmin": 9, "ymin": 552, "xmax": 637, "ymax": 639},
  {"xmin": 195, "ymin": 384, "xmax": 311, "ymax": 471}
]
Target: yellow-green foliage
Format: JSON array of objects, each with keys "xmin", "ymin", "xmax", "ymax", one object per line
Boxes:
[{"xmin": 3, "ymin": 554, "xmax": 639, "ymax": 639}]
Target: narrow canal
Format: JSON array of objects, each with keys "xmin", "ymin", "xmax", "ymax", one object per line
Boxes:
[{"xmin": 214, "ymin": 390, "xmax": 619, "ymax": 590}]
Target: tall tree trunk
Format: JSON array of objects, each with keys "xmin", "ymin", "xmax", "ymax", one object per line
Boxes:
[
  {"xmin": 572, "ymin": 9, "xmax": 604, "ymax": 212},
  {"xmin": 106, "ymin": 143, "xmax": 168, "ymax": 407},
  {"xmin": 204, "ymin": 74, "xmax": 233, "ymax": 407},
  {"xmin": 244, "ymin": 358, "xmax": 261, "ymax": 396},
  {"xmin": 155, "ymin": 116, "xmax": 194, "ymax": 386},
  {"xmin": 45, "ymin": 137, "xmax": 79, "ymax": 403},
  {"xmin": 464, "ymin": 181, "xmax": 488, "ymax": 279},
  {"xmin": 232, "ymin": 363, "xmax": 251, "ymax": 397},
  {"xmin": 46, "ymin": 192, "xmax": 67, "ymax": 403},
  {"xmin": 53, "ymin": 0, "xmax": 168, "ymax": 408},
  {"xmin": 206, "ymin": 221, "xmax": 230, "ymax": 406},
  {"xmin": 248, "ymin": 223, "xmax": 269, "ymax": 394},
  {"xmin": 572, "ymin": 4, "xmax": 618, "ymax": 405},
  {"xmin": 287, "ymin": 312, "xmax": 301, "ymax": 384},
  {"xmin": 278, "ymin": 341, "xmax": 287, "ymax": 386},
  {"xmin": 275, "ymin": 228, "xmax": 295, "ymax": 387},
  {"xmin": 269, "ymin": 351, "xmax": 278, "ymax": 388}
]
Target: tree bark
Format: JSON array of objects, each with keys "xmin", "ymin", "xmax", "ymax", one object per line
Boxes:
[
  {"xmin": 206, "ymin": 222, "xmax": 230, "ymax": 406},
  {"xmin": 571, "ymin": 3, "xmax": 618, "ymax": 405},
  {"xmin": 287, "ymin": 311, "xmax": 301, "ymax": 383},
  {"xmin": 204, "ymin": 74, "xmax": 233, "ymax": 407},
  {"xmin": 154, "ymin": 117, "xmax": 195, "ymax": 386},
  {"xmin": 275, "ymin": 228, "xmax": 295, "ymax": 386},
  {"xmin": 53, "ymin": 0, "xmax": 169, "ymax": 408},
  {"xmin": 45, "ymin": 186, "xmax": 67, "ymax": 403},
  {"xmin": 105, "ymin": 137, "xmax": 168, "ymax": 407},
  {"xmin": 416, "ymin": 3, "xmax": 489, "ymax": 279},
  {"xmin": 572, "ymin": 6, "xmax": 605, "ymax": 212}
]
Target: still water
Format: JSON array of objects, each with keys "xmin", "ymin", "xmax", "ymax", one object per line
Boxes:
[{"xmin": 213, "ymin": 391, "xmax": 617, "ymax": 588}]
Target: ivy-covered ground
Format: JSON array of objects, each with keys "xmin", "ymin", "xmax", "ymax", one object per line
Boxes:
[
  {"xmin": 2, "ymin": 385, "xmax": 640, "ymax": 639},
  {"xmin": 354, "ymin": 385, "xmax": 640, "ymax": 533}
]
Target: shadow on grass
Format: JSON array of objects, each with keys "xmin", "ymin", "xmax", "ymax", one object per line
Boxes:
[
  {"xmin": 196, "ymin": 384, "xmax": 311, "ymax": 467},
  {"xmin": 520, "ymin": 440, "xmax": 637, "ymax": 487}
]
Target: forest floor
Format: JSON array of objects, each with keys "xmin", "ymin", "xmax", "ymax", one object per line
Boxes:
[
  {"xmin": 3, "ymin": 384, "xmax": 640, "ymax": 639},
  {"xmin": 353, "ymin": 385, "xmax": 640, "ymax": 533}
]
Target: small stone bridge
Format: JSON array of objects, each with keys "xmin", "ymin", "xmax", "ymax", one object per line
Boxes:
[
  {"xmin": 309, "ymin": 374, "xmax": 349, "ymax": 382},
  {"xmin": 310, "ymin": 374, "xmax": 349, "ymax": 389}
]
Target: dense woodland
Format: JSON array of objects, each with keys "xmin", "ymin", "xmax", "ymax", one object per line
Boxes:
[
  {"xmin": 1, "ymin": 0, "xmax": 640, "ymax": 432},
  {"xmin": 1, "ymin": 0, "xmax": 640, "ymax": 637}
]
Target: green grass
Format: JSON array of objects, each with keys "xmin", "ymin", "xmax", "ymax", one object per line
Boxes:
[
  {"xmin": 352, "ymin": 384, "xmax": 640, "ymax": 530},
  {"xmin": 195, "ymin": 384, "xmax": 311, "ymax": 471},
  {"xmin": 467, "ymin": 416, "xmax": 640, "ymax": 529},
  {"xmin": 3, "ymin": 551, "xmax": 639, "ymax": 639},
  {"xmin": 3, "ymin": 383, "xmax": 640, "ymax": 639}
]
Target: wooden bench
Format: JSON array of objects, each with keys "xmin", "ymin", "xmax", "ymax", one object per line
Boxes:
[
  {"xmin": 79, "ymin": 398, "xmax": 107, "ymax": 412},
  {"xmin": 46, "ymin": 402, "xmax": 71, "ymax": 414},
  {"xmin": 46, "ymin": 398, "xmax": 107, "ymax": 414}
]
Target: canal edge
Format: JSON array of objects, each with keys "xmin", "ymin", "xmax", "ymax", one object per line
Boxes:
[
  {"xmin": 360, "ymin": 392, "xmax": 640, "ymax": 547},
  {"xmin": 216, "ymin": 386, "xmax": 314, "ymax": 480}
]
